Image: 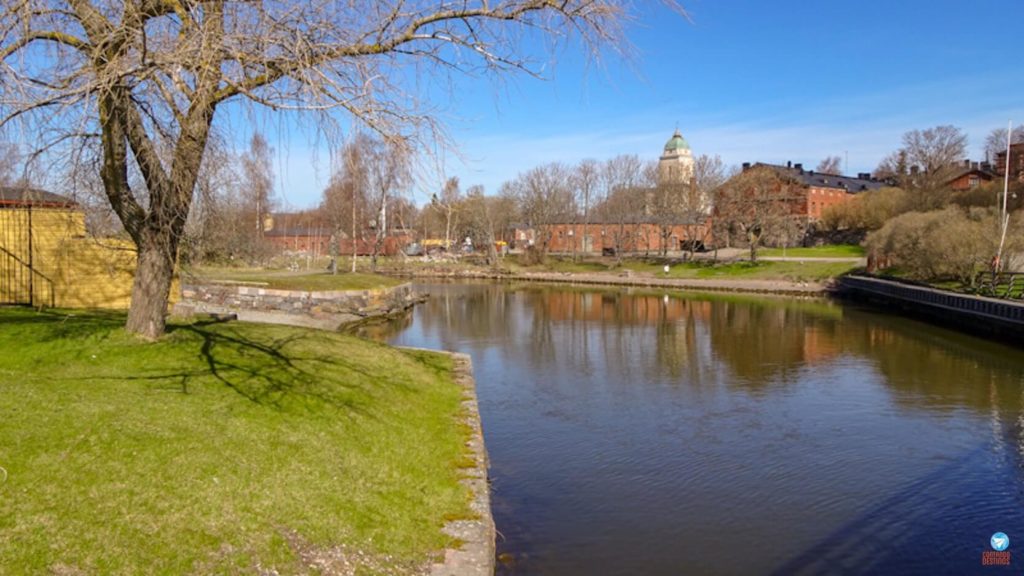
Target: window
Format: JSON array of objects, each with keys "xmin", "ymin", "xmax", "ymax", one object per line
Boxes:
[{"xmin": 969, "ymin": 175, "xmax": 980, "ymax": 188}]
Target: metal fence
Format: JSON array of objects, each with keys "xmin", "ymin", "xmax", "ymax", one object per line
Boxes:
[
  {"xmin": 974, "ymin": 272, "xmax": 1024, "ymax": 300},
  {"xmin": 0, "ymin": 205, "xmax": 54, "ymax": 307}
]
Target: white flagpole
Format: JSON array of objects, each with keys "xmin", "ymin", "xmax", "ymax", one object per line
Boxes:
[{"xmin": 996, "ymin": 120, "xmax": 1012, "ymax": 271}]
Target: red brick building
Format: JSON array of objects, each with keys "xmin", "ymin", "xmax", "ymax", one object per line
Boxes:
[
  {"xmin": 264, "ymin": 212, "xmax": 413, "ymax": 257},
  {"xmin": 264, "ymin": 213, "xmax": 332, "ymax": 256},
  {"xmin": 996, "ymin": 142, "xmax": 1024, "ymax": 183},
  {"xmin": 741, "ymin": 162, "xmax": 885, "ymax": 220},
  {"xmin": 513, "ymin": 218, "xmax": 712, "ymax": 255}
]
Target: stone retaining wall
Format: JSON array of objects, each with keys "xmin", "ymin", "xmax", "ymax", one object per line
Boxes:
[
  {"xmin": 425, "ymin": 352, "xmax": 495, "ymax": 576},
  {"xmin": 176, "ymin": 281, "xmax": 417, "ymax": 331},
  {"xmin": 838, "ymin": 275, "xmax": 1024, "ymax": 344}
]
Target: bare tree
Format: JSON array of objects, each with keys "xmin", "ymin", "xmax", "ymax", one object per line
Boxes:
[
  {"xmin": 678, "ymin": 154, "xmax": 728, "ymax": 258},
  {"xmin": 648, "ymin": 160, "xmax": 681, "ymax": 257},
  {"xmin": 431, "ymin": 177, "xmax": 462, "ymax": 253},
  {"xmin": 816, "ymin": 155, "xmax": 842, "ymax": 174},
  {"xmin": 874, "ymin": 125, "xmax": 968, "ymax": 212},
  {"xmin": 715, "ymin": 165, "xmax": 801, "ymax": 261},
  {"xmin": 985, "ymin": 126, "xmax": 1024, "ymax": 164},
  {"xmin": 902, "ymin": 126, "xmax": 967, "ymax": 181},
  {"xmin": 573, "ymin": 158, "xmax": 600, "ymax": 259},
  {"xmin": 321, "ymin": 135, "xmax": 371, "ymax": 273},
  {"xmin": 0, "ymin": 142, "xmax": 21, "ymax": 186},
  {"xmin": 514, "ymin": 162, "xmax": 576, "ymax": 258},
  {"xmin": 363, "ymin": 137, "xmax": 410, "ymax": 271},
  {"xmin": 0, "ymin": 0, "xmax": 681, "ymax": 338},
  {"xmin": 874, "ymin": 149, "xmax": 910, "ymax": 186},
  {"xmin": 693, "ymin": 154, "xmax": 730, "ymax": 207},
  {"xmin": 462, "ymin": 185, "xmax": 506, "ymax": 265},
  {"xmin": 182, "ymin": 135, "xmax": 243, "ymax": 263},
  {"xmin": 596, "ymin": 154, "xmax": 645, "ymax": 262},
  {"xmin": 239, "ymin": 134, "xmax": 275, "ymax": 256}
]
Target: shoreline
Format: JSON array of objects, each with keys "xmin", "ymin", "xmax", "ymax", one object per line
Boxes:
[{"xmin": 392, "ymin": 269, "xmax": 832, "ymax": 297}]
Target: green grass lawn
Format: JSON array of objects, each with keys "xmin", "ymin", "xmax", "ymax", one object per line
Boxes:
[
  {"xmin": 621, "ymin": 259, "xmax": 859, "ymax": 282},
  {"xmin": 756, "ymin": 244, "xmax": 865, "ymax": 258},
  {"xmin": 190, "ymin": 268, "xmax": 405, "ymax": 291},
  {"xmin": 499, "ymin": 255, "xmax": 857, "ymax": 282},
  {"xmin": 691, "ymin": 260, "xmax": 859, "ymax": 281},
  {"xmin": 507, "ymin": 256, "xmax": 610, "ymax": 274},
  {"xmin": 0, "ymin": 308, "xmax": 470, "ymax": 574}
]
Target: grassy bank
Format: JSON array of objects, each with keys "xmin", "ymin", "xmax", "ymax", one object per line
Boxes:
[
  {"xmin": 509, "ymin": 257, "xmax": 858, "ymax": 282},
  {"xmin": 189, "ymin": 267, "xmax": 405, "ymax": 291},
  {"xmin": 757, "ymin": 244, "xmax": 864, "ymax": 258},
  {"xmin": 0, "ymin": 309, "xmax": 470, "ymax": 574}
]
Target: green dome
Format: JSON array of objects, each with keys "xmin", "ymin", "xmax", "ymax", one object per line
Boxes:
[{"xmin": 664, "ymin": 129, "xmax": 690, "ymax": 152}]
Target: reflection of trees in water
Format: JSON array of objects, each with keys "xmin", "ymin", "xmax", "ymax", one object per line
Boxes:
[
  {"xmin": 707, "ymin": 300, "xmax": 844, "ymax": 388},
  {"xmin": 409, "ymin": 283, "xmax": 519, "ymax": 351},
  {"xmin": 835, "ymin": 308, "xmax": 1024, "ymax": 415},
  {"xmin": 394, "ymin": 283, "xmax": 1024, "ymax": 427},
  {"xmin": 652, "ymin": 298, "xmax": 718, "ymax": 385},
  {"xmin": 519, "ymin": 287, "xmax": 723, "ymax": 386}
]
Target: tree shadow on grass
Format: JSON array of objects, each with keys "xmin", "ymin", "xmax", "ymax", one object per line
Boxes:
[
  {"xmin": 7, "ymin": 310, "xmax": 424, "ymax": 416},
  {"xmin": 146, "ymin": 318, "xmax": 407, "ymax": 415}
]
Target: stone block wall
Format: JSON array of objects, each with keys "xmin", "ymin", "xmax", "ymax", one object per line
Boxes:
[{"xmin": 178, "ymin": 281, "xmax": 417, "ymax": 329}]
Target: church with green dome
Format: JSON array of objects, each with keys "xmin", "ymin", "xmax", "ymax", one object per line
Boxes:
[{"xmin": 658, "ymin": 128, "xmax": 695, "ymax": 185}]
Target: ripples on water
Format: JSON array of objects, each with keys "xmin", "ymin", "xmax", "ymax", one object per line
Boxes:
[{"xmin": 360, "ymin": 282, "xmax": 1024, "ymax": 576}]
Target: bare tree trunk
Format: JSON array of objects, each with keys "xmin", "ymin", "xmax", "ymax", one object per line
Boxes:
[
  {"xmin": 125, "ymin": 237, "xmax": 177, "ymax": 340},
  {"xmin": 486, "ymin": 227, "xmax": 499, "ymax": 266},
  {"xmin": 372, "ymin": 195, "xmax": 385, "ymax": 273},
  {"xmin": 351, "ymin": 189, "xmax": 358, "ymax": 273},
  {"xmin": 444, "ymin": 209, "xmax": 452, "ymax": 252}
]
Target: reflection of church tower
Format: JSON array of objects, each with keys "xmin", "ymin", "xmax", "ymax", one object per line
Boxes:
[{"xmin": 658, "ymin": 129, "xmax": 694, "ymax": 185}]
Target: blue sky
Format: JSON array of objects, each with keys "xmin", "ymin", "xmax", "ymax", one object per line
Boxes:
[{"xmin": 252, "ymin": 0, "xmax": 1024, "ymax": 209}]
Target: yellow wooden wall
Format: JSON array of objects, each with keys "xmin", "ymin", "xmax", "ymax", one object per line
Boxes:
[{"xmin": 0, "ymin": 206, "xmax": 176, "ymax": 310}]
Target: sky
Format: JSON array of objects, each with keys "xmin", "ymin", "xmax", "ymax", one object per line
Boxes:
[{"xmin": 242, "ymin": 0, "xmax": 1024, "ymax": 210}]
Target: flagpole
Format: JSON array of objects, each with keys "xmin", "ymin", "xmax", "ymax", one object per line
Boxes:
[{"xmin": 996, "ymin": 120, "xmax": 1012, "ymax": 272}]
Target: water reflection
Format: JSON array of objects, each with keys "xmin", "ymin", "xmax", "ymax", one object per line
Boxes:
[{"xmin": 362, "ymin": 282, "xmax": 1024, "ymax": 575}]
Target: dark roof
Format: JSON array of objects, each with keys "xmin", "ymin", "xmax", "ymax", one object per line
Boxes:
[
  {"xmin": 947, "ymin": 168, "xmax": 999, "ymax": 183},
  {"xmin": 0, "ymin": 187, "xmax": 76, "ymax": 208},
  {"xmin": 755, "ymin": 163, "xmax": 886, "ymax": 193}
]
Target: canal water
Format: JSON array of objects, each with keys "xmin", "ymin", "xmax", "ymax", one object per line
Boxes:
[{"xmin": 361, "ymin": 282, "xmax": 1024, "ymax": 575}]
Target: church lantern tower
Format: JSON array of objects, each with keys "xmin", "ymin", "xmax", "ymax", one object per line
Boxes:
[{"xmin": 658, "ymin": 129, "xmax": 694, "ymax": 185}]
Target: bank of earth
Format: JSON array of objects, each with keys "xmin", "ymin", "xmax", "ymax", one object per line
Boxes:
[{"xmin": 0, "ymin": 307, "xmax": 476, "ymax": 574}]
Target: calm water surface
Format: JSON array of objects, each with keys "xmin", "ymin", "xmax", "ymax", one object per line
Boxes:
[{"xmin": 362, "ymin": 282, "xmax": 1024, "ymax": 575}]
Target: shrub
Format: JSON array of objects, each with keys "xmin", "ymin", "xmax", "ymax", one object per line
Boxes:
[
  {"xmin": 865, "ymin": 206, "xmax": 1022, "ymax": 285},
  {"xmin": 821, "ymin": 187, "xmax": 909, "ymax": 231}
]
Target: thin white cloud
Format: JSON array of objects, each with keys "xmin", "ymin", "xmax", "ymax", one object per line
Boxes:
[{"xmin": 267, "ymin": 71, "xmax": 1024, "ymax": 208}]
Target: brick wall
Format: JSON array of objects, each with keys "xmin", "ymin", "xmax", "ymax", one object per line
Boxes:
[
  {"xmin": 541, "ymin": 222, "xmax": 712, "ymax": 253},
  {"xmin": 806, "ymin": 187, "xmax": 853, "ymax": 220}
]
